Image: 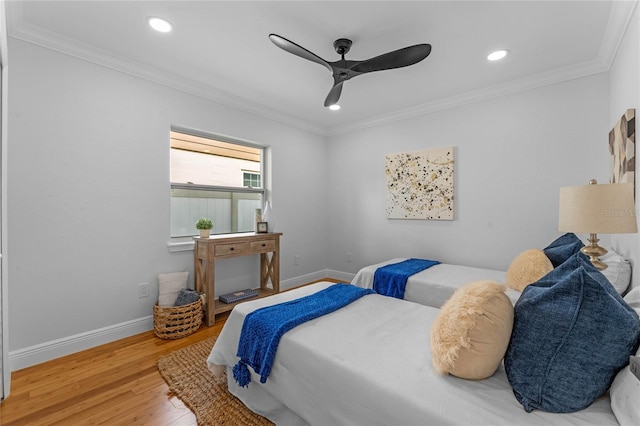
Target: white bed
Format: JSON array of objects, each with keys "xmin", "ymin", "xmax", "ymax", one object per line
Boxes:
[
  {"xmin": 207, "ymin": 281, "xmax": 618, "ymax": 426},
  {"xmin": 351, "ymin": 258, "xmax": 520, "ymax": 307}
]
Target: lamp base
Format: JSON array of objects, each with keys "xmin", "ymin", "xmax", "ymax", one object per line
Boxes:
[{"xmin": 580, "ymin": 233, "xmax": 608, "ymax": 270}]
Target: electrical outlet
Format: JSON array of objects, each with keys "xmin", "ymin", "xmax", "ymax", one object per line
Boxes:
[
  {"xmin": 294, "ymin": 255, "xmax": 300, "ymax": 266},
  {"xmin": 346, "ymin": 253, "xmax": 352, "ymax": 263},
  {"xmin": 138, "ymin": 282, "xmax": 149, "ymax": 298}
]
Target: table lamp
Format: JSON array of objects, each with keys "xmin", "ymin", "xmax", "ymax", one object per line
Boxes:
[{"xmin": 559, "ymin": 179, "xmax": 637, "ymax": 270}]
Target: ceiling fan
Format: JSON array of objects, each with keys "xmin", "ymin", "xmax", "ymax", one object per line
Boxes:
[{"xmin": 269, "ymin": 34, "xmax": 432, "ymax": 108}]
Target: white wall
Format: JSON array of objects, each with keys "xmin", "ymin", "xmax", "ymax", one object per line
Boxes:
[
  {"xmin": 7, "ymin": 39, "xmax": 328, "ymax": 368},
  {"xmin": 609, "ymin": 2, "xmax": 639, "ymax": 290},
  {"xmin": 326, "ymin": 74, "xmax": 610, "ymax": 273},
  {"xmin": 6, "ymin": 5, "xmax": 638, "ymax": 370}
]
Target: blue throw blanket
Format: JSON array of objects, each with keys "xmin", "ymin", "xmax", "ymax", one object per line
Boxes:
[
  {"xmin": 233, "ymin": 284, "xmax": 374, "ymax": 387},
  {"xmin": 373, "ymin": 258, "xmax": 440, "ymax": 299}
]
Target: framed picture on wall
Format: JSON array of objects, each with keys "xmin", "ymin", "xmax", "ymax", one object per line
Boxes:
[
  {"xmin": 609, "ymin": 108, "xmax": 635, "ymax": 192},
  {"xmin": 385, "ymin": 146, "xmax": 454, "ymax": 220}
]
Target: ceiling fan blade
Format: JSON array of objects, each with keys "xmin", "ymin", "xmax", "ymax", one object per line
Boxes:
[
  {"xmin": 269, "ymin": 34, "xmax": 333, "ymax": 72},
  {"xmin": 352, "ymin": 44, "xmax": 431, "ymax": 74},
  {"xmin": 324, "ymin": 81, "xmax": 343, "ymax": 107}
]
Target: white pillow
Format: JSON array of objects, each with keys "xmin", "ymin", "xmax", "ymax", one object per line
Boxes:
[
  {"xmin": 610, "ymin": 287, "xmax": 640, "ymax": 426},
  {"xmin": 158, "ymin": 271, "xmax": 188, "ymax": 306},
  {"xmin": 506, "ymin": 288, "xmax": 521, "ymax": 305},
  {"xmin": 600, "ymin": 249, "xmax": 632, "ymax": 295}
]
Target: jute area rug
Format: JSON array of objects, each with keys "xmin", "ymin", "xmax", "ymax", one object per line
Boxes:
[{"xmin": 157, "ymin": 336, "xmax": 274, "ymax": 426}]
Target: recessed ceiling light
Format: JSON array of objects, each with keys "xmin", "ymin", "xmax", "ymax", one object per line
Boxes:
[
  {"xmin": 329, "ymin": 104, "xmax": 341, "ymax": 111},
  {"xmin": 148, "ymin": 17, "xmax": 173, "ymax": 33},
  {"xmin": 487, "ymin": 50, "xmax": 508, "ymax": 61}
]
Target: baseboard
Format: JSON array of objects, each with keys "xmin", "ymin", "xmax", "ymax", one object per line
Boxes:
[
  {"xmin": 9, "ymin": 268, "xmax": 357, "ymax": 371},
  {"xmin": 9, "ymin": 316, "xmax": 154, "ymax": 371},
  {"xmin": 280, "ymin": 269, "xmax": 355, "ymax": 291},
  {"xmin": 324, "ymin": 269, "xmax": 355, "ymax": 283}
]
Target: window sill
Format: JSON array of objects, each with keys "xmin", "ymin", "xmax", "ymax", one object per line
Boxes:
[{"xmin": 167, "ymin": 239, "xmax": 195, "ymax": 253}]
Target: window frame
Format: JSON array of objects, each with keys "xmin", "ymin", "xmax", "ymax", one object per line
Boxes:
[{"xmin": 169, "ymin": 126, "xmax": 267, "ymax": 239}]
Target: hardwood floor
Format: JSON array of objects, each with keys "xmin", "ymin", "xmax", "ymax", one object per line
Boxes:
[
  {"xmin": 0, "ymin": 318, "xmax": 226, "ymax": 426},
  {"xmin": 0, "ymin": 279, "xmax": 341, "ymax": 425}
]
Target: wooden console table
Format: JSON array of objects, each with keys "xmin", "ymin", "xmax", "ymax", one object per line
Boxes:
[{"xmin": 194, "ymin": 232, "xmax": 282, "ymax": 326}]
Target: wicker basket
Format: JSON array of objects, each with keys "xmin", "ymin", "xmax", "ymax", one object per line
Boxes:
[{"xmin": 153, "ymin": 298, "xmax": 203, "ymax": 339}]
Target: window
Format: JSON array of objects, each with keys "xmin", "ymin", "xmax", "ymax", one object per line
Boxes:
[
  {"xmin": 243, "ymin": 172, "xmax": 261, "ymax": 188},
  {"xmin": 170, "ymin": 129, "xmax": 264, "ymax": 237}
]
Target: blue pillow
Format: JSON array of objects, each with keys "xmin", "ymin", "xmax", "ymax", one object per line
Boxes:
[
  {"xmin": 504, "ymin": 252, "xmax": 640, "ymax": 413},
  {"xmin": 543, "ymin": 233, "xmax": 584, "ymax": 267},
  {"xmin": 174, "ymin": 289, "xmax": 201, "ymax": 306}
]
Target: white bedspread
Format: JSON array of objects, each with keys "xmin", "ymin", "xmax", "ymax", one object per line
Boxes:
[
  {"xmin": 351, "ymin": 258, "xmax": 521, "ymax": 307},
  {"xmin": 207, "ymin": 281, "xmax": 617, "ymax": 426}
]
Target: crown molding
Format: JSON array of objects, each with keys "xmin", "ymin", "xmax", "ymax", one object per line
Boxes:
[
  {"xmin": 598, "ymin": 0, "xmax": 638, "ymax": 69},
  {"xmin": 6, "ymin": 3, "xmax": 327, "ymax": 136},
  {"xmin": 327, "ymin": 0, "xmax": 636, "ymax": 136},
  {"xmin": 6, "ymin": 1, "xmax": 636, "ymax": 139},
  {"xmin": 327, "ymin": 59, "xmax": 608, "ymax": 136}
]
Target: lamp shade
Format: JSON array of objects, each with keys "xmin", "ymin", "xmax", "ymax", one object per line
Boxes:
[{"xmin": 559, "ymin": 182, "xmax": 637, "ymax": 234}]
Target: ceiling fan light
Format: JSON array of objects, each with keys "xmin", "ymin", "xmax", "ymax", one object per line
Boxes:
[
  {"xmin": 269, "ymin": 34, "xmax": 431, "ymax": 108},
  {"xmin": 487, "ymin": 49, "xmax": 508, "ymax": 61},
  {"xmin": 148, "ymin": 17, "xmax": 173, "ymax": 33}
]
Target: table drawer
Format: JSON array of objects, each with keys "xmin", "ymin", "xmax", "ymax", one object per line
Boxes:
[
  {"xmin": 214, "ymin": 242, "xmax": 248, "ymax": 256},
  {"xmin": 250, "ymin": 240, "xmax": 276, "ymax": 252}
]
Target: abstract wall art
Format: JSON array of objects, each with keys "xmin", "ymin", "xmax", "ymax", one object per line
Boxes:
[
  {"xmin": 609, "ymin": 108, "xmax": 635, "ymax": 189},
  {"xmin": 385, "ymin": 146, "xmax": 454, "ymax": 220}
]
